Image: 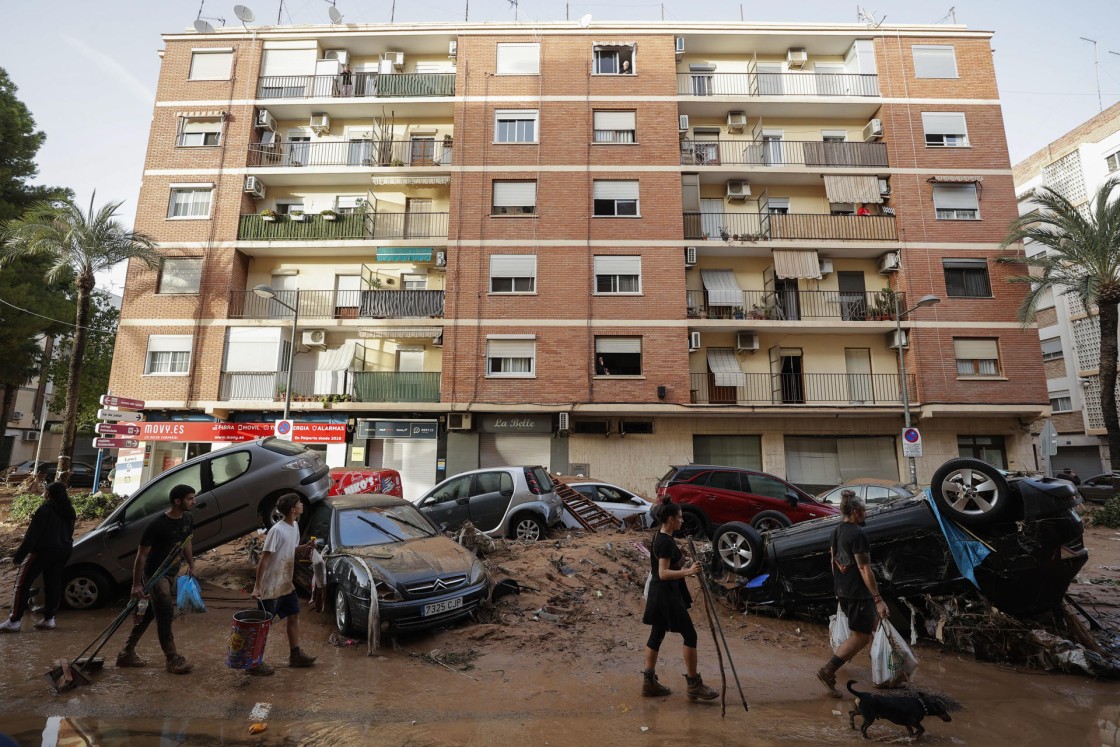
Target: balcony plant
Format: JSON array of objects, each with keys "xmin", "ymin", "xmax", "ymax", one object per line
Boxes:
[
  {"xmin": 732, "ymin": 306, "xmax": 746, "ymax": 320},
  {"xmin": 875, "ymin": 287, "xmax": 899, "ymax": 320},
  {"xmin": 260, "ymin": 209, "xmax": 278, "ymax": 222},
  {"xmin": 289, "ymin": 210, "xmax": 306, "ymax": 222},
  {"xmin": 320, "ymin": 209, "xmax": 338, "ymax": 222}
]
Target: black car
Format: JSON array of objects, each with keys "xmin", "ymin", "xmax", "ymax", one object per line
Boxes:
[
  {"xmin": 6, "ymin": 460, "xmax": 98, "ymax": 488},
  {"xmin": 711, "ymin": 458, "xmax": 1088, "ymax": 619},
  {"xmin": 297, "ymin": 494, "xmax": 490, "ymax": 637}
]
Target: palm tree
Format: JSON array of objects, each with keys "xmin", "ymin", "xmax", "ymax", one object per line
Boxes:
[
  {"xmin": 0, "ymin": 195, "xmax": 159, "ymax": 486},
  {"xmin": 1000, "ymin": 176, "xmax": 1120, "ymax": 469}
]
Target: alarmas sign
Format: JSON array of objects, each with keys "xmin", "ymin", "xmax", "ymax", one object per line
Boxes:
[{"xmin": 128, "ymin": 422, "xmax": 346, "ymax": 443}]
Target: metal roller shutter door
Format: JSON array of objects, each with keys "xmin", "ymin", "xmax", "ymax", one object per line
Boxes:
[
  {"xmin": 478, "ymin": 433, "xmax": 551, "ymax": 471},
  {"xmin": 369, "ymin": 438, "xmax": 438, "ymax": 503}
]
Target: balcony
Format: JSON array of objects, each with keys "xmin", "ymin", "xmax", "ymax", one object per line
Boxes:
[
  {"xmin": 257, "ymin": 73, "xmax": 455, "ymax": 100},
  {"xmin": 686, "ymin": 290, "xmax": 905, "ymax": 322},
  {"xmin": 352, "ymin": 371, "xmax": 440, "ymax": 403},
  {"xmin": 248, "ymin": 140, "xmax": 452, "ymax": 168},
  {"xmin": 238, "ymin": 212, "xmax": 449, "ymax": 241},
  {"xmin": 229, "ymin": 289, "xmax": 445, "ymax": 320},
  {"xmin": 682, "ymin": 212, "xmax": 896, "ymax": 242},
  {"xmin": 680, "ymin": 139, "xmax": 887, "ymax": 168},
  {"xmin": 689, "ymin": 372, "xmax": 915, "ymax": 406},
  {"xmin": 219, "ymin": 370, "xmax": 440, "ymax": 403},
  {"xmin": 677, "ymin": 72, "xmax": 879, "ymax": 98}
]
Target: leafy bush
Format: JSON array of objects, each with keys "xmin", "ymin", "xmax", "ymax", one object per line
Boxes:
[
  {"xmin": 1091, "ymin": 497, "xmax": 1120, "ymax": 528},
  {"xmin": 8, "ymin": 493, "xmax": 44, "ymax": 523},
  {"xmin": 6, "ymin": 491, "xmax": 122, "ymax": 524}
]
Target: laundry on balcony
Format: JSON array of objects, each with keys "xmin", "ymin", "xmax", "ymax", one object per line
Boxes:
[
  {"xmin": 707, "ymin": 348, "xmax": 748, "ymax": 388},
  {"xmin": 376, "ymin": 247, "xmax": 433, "ymax": 262},
  {"xmin": 700, "ymin": 269, "xmax": 744, "ymax": 306},
  {"xmin": 359, "ymin": 326, "xmax": 444, "ymax": 339},
  {"xmin": 314, "ymin": 342, "xmax": 355, "ymax": 395},
  {"xmin": 822, "ymin": 175, "xmax": 883, "ymax": 204},
  {"xmin": 772, "ymin": 249, "xmax": 823, "ymax": 280}
]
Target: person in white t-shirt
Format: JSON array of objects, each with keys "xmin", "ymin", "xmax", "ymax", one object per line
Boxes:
[{"xmin": 249, "ymin": 493, "xmax": 317, "ymax": 676}]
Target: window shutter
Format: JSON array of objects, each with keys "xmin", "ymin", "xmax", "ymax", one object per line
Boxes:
[
  {"xmin": 593, "ymin": 180, "xmax": 639, "ymax": 200},
  {"xmin": 224, "ymin": 328, "xmax": 282, "ymax": 371},
  {"xmin": 148, "ymin": 334, "xmax": 193, "ymax": 354},
  {"xmin": 496, "ymin": 43, "xmax": 540, "ymax": 74},
  {"xmin": 942, "ymin": 258, "xmax": 987, "ymax": 270},
  {"xmin": 335, "ymin": 275, "xmax": 362, "ymax": 292},
  {"xmin": 488, "ymin": 338, "xmax": 536, "ymax": 358},
  {"xmin": 260, "ymin": 48, "xmax": 315, "ymax": 77},
  {"xmin": 492, "ymin": 181, "xmax": 537, "ymax": 207},
  {"xmin": 595, "ymin": 336, "xmax": 641, "ymax": 354},
  {"xmin": 160, "ymin": 258, "xmax": 203, "ymax": 293},
  {"xmin": 954, "ymin": 338, "xmax": 998, "ymax": 360},
  {"xmin": 921, "ymin": 112, "xmax": 967, "ymax": 135},
  {"xmin": 933, "ymin": 184, "xmax": 979, "ymax": 210},
  {"xmin": 912, "ymin": 45, "xmax": 958, "ymax": 78},
  {"xmin": 593, "ymin": 111, "xmax": 636, "ymax": 130},
  {"xmin": 1041, "ymin": 337, "xmax": 1063, "ymax": 357},
  {"xmin": 490, "ymin": 255, "xmax": 537, "ymax": 277},
  {"xmin": 594, "ymin": 255, "xmax": 640, "ymax": 276},
  {"xmin": 189, "ymin": 50, "xmax": 233, "ymax": 80}
]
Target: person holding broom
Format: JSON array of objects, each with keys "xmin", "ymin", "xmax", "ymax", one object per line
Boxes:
[{"xmin": 640, "ymin": 502, "xmax": 719, "ymax": 701}]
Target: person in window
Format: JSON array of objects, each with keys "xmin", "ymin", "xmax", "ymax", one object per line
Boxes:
[
  {"xmin": 856, "ymin": 204, "xmax": 871, "ymax": 216},
  {"xmin": 1, "ymin": 483, "xmax": 75, "ymax": 633},
  {"xmin": 595, "ymin": 356, "xmax": 611, "ymax": 376},
  {"xmin": 620, "ymin": 60, "xmax": 632, "ymax": 74}
]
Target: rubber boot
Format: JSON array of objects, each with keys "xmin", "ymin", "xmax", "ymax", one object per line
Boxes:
[
  {"xmin": 685, "ymin": 673, "xmax": 719, "ymax": 701},
  {"xmin": 641, "ymin": 669, "xmax": 671, "ymax": 697},
  {"xmin": 817, "ymin": 659, "xmax": 842, "ymax": 698}
]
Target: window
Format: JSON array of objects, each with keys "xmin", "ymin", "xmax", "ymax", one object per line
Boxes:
[
  {"xmin": 943, "ymin": 258, "xmax": 992, "ymax": 297},
  {"xmin": 494, "ymin": 109, "xmax": 538, "ymax": 143},
  {"xmin": 124, "ymin": 463, "xmax": 203, "ymax": 523},
  {"xmin": 933, "ymin": 184, "xmax": 980, "ymax": 220},
  {"xmin": 167, "ymin": 186, "xmax": 213, "ymax": 219},
  {"xmin": 692, "ymin": 435, "xmax": 763, "ymax": 470},
  {"xmin": 177, "ymin": 116, "xmax": 222, "ymax": 147},
  {"xmin": 490, "ymin": 255, "xmax": 536, "ymax": 293},
  {"xmin": 491, "ymin": 180, "xmax": 537, "ymax": 215},
  {"xmin": 593, "ymin": 110, "xmax": 636, "ymax": 143},
  {"xmin": 145, "ymin": 335, "xmax": 193, "ymax": 375},
  {"xmin": 593, "ymin": 180, "xmax": 639, "ymax": 217},
  {"xmin": 1107, "ymin": 150, "xmax": 1120, "ymax": 173},
  {"xmin": 593, "ymin": 45, "xmax": 634, "ymax": 75},
  {"xmin": 744, "ymin": 474, "xmax": 789, "ymax": 501},
  {"xmin": 957, "ymin": 435, "xmax": 1006, "ymax": 469},
  {"xmin": 703, "ymin": 470, "xmax": 744, "ymax": 492},
  {"xmin": 766, "ymin": 197, "xmax": 790, "ymax": 215},
  {"xmin": 1041, "ymin": 337, "xmax": 1064, "ymax": 361},
  {"xmin": 496, "ymin": 43, "xmax": 540, "ymax": 75},
  {"xmin": 912, "ymin": 45, "xmax": 958, "ymax": 79},
  {"xmin": 189, "ymin": 49, "xmax": 233, "ymax": 81},
  {"xmin": 593, "ymin": 255, "xmax": 641, "ymax": 294},
  {"xmin": 401, "ymin": 273, "xmax": 427, "ymax": 291},
  {"xmin": 486, "ymin": 337, "xmax": 535, "ymax": 377},
  {"xmin": 594, "ymin": 336, "xmax": 642, "ymax": 376},
  {"xmin": 335, "ymin": 196, "xmax": 363, "ymax": 215},
  {"xmin": 829, "ymin": 202, "xmax": 855, "ymax": 215},
  {"xmin": 158, "ymin": 257, "xmax": 203, "ymax": 294},
  {"xmin": 210, "ymin": 450, "xmax": 251, "ymax": 487},
  {"xmin": 1050, "ymin": 390, "xmax": 1073, "ymax": 413},
  {"xmin": 922, "ymin": 112, "xmax": 969, "ymax": 147},
  {"xmin": 954, "ymin": 337, "xmax": 1001, "ymax": 377}
]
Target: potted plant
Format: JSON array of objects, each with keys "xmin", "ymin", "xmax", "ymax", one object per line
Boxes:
[
  {"xmin": 876, "ymin": 288, "xmax": 899, "ymax": 320},
  {"xmin": 260, "ymin": 209, "xmax": 277, "ymax": 222},
  {"xmin": 368, "ymin": 278, "xmax": 384, "ymax": 290},
  {"xmin": 320, "ymin": 209, "xmax": 338, "ymax": 222},
  {"xmin": 289, "ymin": 210, "xmax": 306, "ymax": 222},
  {"xmin": 732, "ymin": 306, "xmax": 746, "ymax": 320},
  {"xmin": 749, "ymin": 304, "xmax": 766, "ymax": 320},
  {"xmin": 275, "ymin": 384, "xmax": 286, "ymax": 401}
]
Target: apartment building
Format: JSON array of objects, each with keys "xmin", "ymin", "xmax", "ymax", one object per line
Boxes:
[
  {"xmin": 108, "ymin": 20, "xmax": 1047, "ymax": 498},
  {"xmin": 1013, "ymin": 101, "xmax": 1120, "ymax": 478}
]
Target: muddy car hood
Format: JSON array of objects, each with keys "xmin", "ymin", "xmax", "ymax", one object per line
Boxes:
[{"xmin": 342, "ymin": 535, "xmax": 478, "ymax": 584}]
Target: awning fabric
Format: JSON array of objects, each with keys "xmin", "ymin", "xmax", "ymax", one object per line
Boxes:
[
  {"xmin": 377, "ymin": 247, "xmax": 433, "ymax": 262},
  {"xmin": 772, "ymin": 249, "xmax": 822, "ymax": 280},
  {"xmin": 360, "ymin": 326, "xmax": 443, "ymax": 339},
  {"xmin": 707, "ymin": 349, "xmax": 747, "ymax": 388},
  {"xmin": 927, "ymin": 175, "xmax": 983, "ymax": 183},
  {"xmin": 371, "ymin": 176, "xmax": 451, "ymax": 185},
  {"xmin": 316, "ymin": 342, "xmax": 356, "ymax": 372},
  {"xmin": 823, "ymin": 175, "xmax": 882, "ymax": 204},
  {"xmin": 700, "ymin": 269, "xmax": 743, "ymax": 306}
]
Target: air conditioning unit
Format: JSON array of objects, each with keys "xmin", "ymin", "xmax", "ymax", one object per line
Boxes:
[
  {"xmin": 558, "ymin": 412, "xmax": 570, "ymax": 432},
  {"xmin": 819, "ymin": 258, "xmax": 834, "ymax": 277},
  {"xmin": 726, "ymin": 180, "xmax": 750, "ymax": 200},
  {"xmin": 322, "ymin": 49, "xmax": 350, "ymax": 64},
  {"xmin": 863, "ymin": 118, "xmax": 884, "ymax": 141},
  {"xmin": 448, "ymin": 40, "xmax": 458, "ymax": 58},
  {"xmin": 678, "ymin": 115, "xmax": 690, "ymax": 135},
  {"xmin": 726, "ymin": 110, "xmax": 747, "ymax": 133},
  {"xmin": 685, "ymin": 246, "xmax": 697, "ymax": 267},
  {"xmin": 786, "ymin": 47, "xmax": 808, "ymax": 69},
  {"xmin": 435, "ymin": 251, "xmax": 447, "ymax": 267},
  {"xmin": 735, "ymin": 331, "xmax": 760, "ymax": 353},
  {"xmin": 9, "ymin": 411, "xmax": 23, "ymax": 422},
  {"xmin": 302, "ymin": 329, "xmax": 327, "ymax": 347},
  {"xmin": 878, "ymin": 177, "xmax": 891, "ymax": 197},
  {"xmin": 689, "ymin": 331, "xmax": 701, "ymax": 351},
  {"xmin": 22, "ymin": 431, "xmax": 39, "ymax": 442},
  {"xmin": 244, "ymin": 176, "xmax": 266, "ymax": 199},
  {"xmin": 256, "ymin": 109, "xmax": 276, "ymax": 131},
  {"xmin": 310, "ymin": 113, "xmax": 331, "ymax": 135},
  {"xmin": 886, "ymin": 329, "xmax": 909, "ymax": 350},
  {"xmin": 878, "ymin": 252, "xmax": 900, "ymax": 274},
  {"xmin": 447, "ymin": 412, "xmax": 473, "ymax": 431},
  {"xmin": 675, "ymin": 36, "xmax": 685, "ymax": 60}
]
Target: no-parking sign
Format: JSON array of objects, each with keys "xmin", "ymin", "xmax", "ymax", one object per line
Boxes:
[
  {"xmin": 902, "ymin": 427, "xmax": 923, "ymax": 457},
  {"xmin": 274, "ymin": 419, "xmax": 294, "ymax": 441}
]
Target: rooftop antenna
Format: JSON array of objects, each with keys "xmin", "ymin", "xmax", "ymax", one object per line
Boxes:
[
  {"xmin": 1081, "ymin": 37, "xmax": 1103, "ymax": 113},
  {"xmin": 233, "ymin": 4, "xmax": 255, "ymax": 26},
  {"xmin": 856, "ymin": 5, "xmax": 885, "ymax": 28},
  {"xmin": 325, "ymin": 0, "xmax": 343, "ymax": 24},
  {"xmin": 933, "ymin": 6, "xmax": 956, "ymax": 24},
  {"xmin": 193, "ymin": 0, "xmax": 225, "ymax": 32},
  {"xmin": 508, "ymin": 0, "xmax": 519, "ymax": 20},
  {"xmin": 578, "ymin": 13, "xmax": 592, "ymax": 28}
]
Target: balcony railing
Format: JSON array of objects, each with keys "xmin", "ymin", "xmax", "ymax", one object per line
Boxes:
[
  {"xmin": 677, "ymin": 72, "xmax": 880, "ymax": 97},
  {"xmin": 229, "ymin": 289, "xmax": 445, "ymax": 320},
  {"xmin": 686, "ymin": 290, "xmax": 906, "ymax": 321},
  {"xmin": 683, "ymin": 212, "xmax": 765, "ymax": 241},
  {"xmin": 352, "ymin": 371, "xmax": 441, "ymax": 402},
  {"xmin": 257, "ymin": 73, "xmax": 455, "ymax": 99},
  {"xmin": 238, "ymin": 212, "xmax": 450, "ymax": 241},
  {"xmin": 680, "ymin": 139, "xmax": 887, "ymax": 168},
  {"xmin": 682, "ymin": 212, "xmax": 896, "ymax": 242},
  {"xmin": 689, "ymin": 372, "xmax": 915, "ymax": 406},
  {"xmin": 219, "ymin": 370, "xmax": 441, "ymax": 402},
  {"xmin": 248, "ymin": 140, "xmax": 452, "ymax": 168}
]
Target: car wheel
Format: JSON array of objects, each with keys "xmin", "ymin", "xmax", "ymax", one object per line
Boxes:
[
  {"xmin": 678, "ymin": 507, "xmax": 708, "ymax": 538},
  {"xmin": 334, "ymin": 586, "xmax": 356, "ymax": 636},
  {"xmin": 510, "ymin": 513, "xmax": 546, "ymax": 542},
  {"xmin": 931, "ymin": 458, "xmax": 1013, "ymax": 529},
  {"xmin": 258, "ymin": 492, "xmax": 308, "ymax": 528},
  {"xmin": 63, "ymin": 567, "xmax": 114, "ymax": 610},
  {"xmin": 711, "ymin": 522, "xmax": 764, "ymax": 577},
  {"xmin": 751, "ymin": 510, "xmax": 792, "ymax": 533}
]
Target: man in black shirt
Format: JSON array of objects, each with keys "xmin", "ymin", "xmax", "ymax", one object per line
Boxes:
[
  {"xmin": 817, "ymin": 490, "xmax": 889, "ymax": 698},
  {"xmin": 116, "ymin": 484, "xmax": 196, "ymax": 675}
]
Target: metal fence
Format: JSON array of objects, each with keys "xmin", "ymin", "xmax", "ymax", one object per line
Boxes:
[
  {"xmin": 352, "ymin": 371, "xmax": 441, "ymax": 402},
  {"xmin": 257, "ymin": 73, "xmax": 455, "ymax": 99},
  {"xmin": 689, "ymin": 372, "xmax": 915, "ymax": 405},
  {"xmin": 248, "ymin": 139, "xmax": 452, "ymax": 168},
  {"xmin": 686, "ymin": 290, "xmax": 907, "ymax": 321},
  {"xmin": 677, "ymin": 72, "xmax": 880, "ymax": 97},
  {"xmin": 237, "ymin": 212, "xmax": 449, "ymax": 241},
  {"xmin": 680, "ymin": 139, "xmax": 887, "ymax": 168},
  {"xmin": 229, "ymin": 289, "xmax": 444, "ymax": 319},
  {"xmin": 220, "ymin": 370, "xmax": 441, "ymax": 402},
  {"xmin": 768, "ymin": 214, "xmax": 897, "ymax": 241}
]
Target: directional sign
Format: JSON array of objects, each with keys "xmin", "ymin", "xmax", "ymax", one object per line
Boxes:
[
  {"xmin": 96, "ymin": 423, "xmax": 141, "ymax": 437},
  {"xmin": 274, "ymin": 419, "xmax": 294, "ymax": 441},
  {"xmin": 92, "ymin": 438, "xmax": 140, "ymax": 450},
  {"xmin": 100, "ymin": 395, "xmax": 145, "ymax": 411},
  {"xmin": 97, "ymin": 409, "xmax": 145, "ymax": 422},
  {"xmin": 902, "ymin": 427, "xmax": 923, "ymax": 458}
]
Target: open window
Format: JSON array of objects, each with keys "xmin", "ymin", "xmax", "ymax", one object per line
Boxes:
[{"xmin": 593, "ymin": 44, "xmax": 635, "ymax": 75}]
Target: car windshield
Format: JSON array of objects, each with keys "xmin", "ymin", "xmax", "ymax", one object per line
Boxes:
[{"xmin": 338, "ymin": 504, "xmax": 437, "ymax": 548}]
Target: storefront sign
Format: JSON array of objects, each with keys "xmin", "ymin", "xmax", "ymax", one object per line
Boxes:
[
  {"xmin": 113, "ymin": 446, "xmax": 147, "ymax": 496},
  {"xmin": 356, "ymin": 420, "xmax": 438, "ymax": 440},
  {"xmin": 125, "ymin": 421, "xmax": 346, "ymax": 443},
  {"xmin": 478, "ymin": 414, "xmax": 552, "ymax": 434}
]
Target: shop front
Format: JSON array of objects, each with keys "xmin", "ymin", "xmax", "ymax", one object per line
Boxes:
[
  {"xmin": 477, "ymin": 414, "xmax": 557, "ymax": 471},
  {"xmin": 353, "ymin": 419, "xmax": 439, "ymax": 503}
]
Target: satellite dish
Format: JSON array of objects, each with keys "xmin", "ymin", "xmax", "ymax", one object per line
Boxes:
[
  {"xmin": 578, "ymin": 13, "xmax": 592, "ymax": 28},
  {"xmin": 194, "ymin": 18, "xmax": 215, "ymax": 33},
  {"xmin": 234, "ymin": 5, "xmax": 255, "ymax": 23},
  {"xmin": 328, "ymin": 5, "xmax": 343, "ymax": 23}
]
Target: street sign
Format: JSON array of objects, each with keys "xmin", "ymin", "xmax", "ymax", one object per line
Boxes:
[
  {"xmin": 92, "ymin": 437, "xmax": 140, "ymax": 449},
  {"xmin": 1040, "ymin": 420, "xmax": 1059, "ymax": 457},
  {"xmin": 274, "ymin": 419, "xmax": 294, "ymax": 441},
  {"xmin": 902, "ymin": 427, "xmax": 923, "ymax": 458},
  {"xmin": 100, "ymin": 395, "xmax": 145, "ymax": 411},
  {"xmin": 97, "ymin": 409, "xmax": 145, "ymax": 422},
  {"xmin": 96, "ymin": 423, "xmax": 141, "ymax": 437}
]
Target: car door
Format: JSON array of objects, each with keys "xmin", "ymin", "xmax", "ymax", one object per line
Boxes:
[
  {"xmin": 468, "ymin": 470, "xmax": 515, "ymax": 533},
  {"xmin": 1080, "ymin": 475, "xmax": 1116, "ymax": 503},
  {"xmin": 865, "ymin": 485, "xmax": 895, "ymax": 506},
  {"xmin": 695, "ymin": 470, "xmax": 754, "ymax": 524},
  {"xmin": 417, "ymin": 475, "xmax": 472, "ymax": 530}
]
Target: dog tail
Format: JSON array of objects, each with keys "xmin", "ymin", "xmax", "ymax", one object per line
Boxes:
[{"xmin": 846, "ymin": 680, "xmax": 861, "ymax": 697}]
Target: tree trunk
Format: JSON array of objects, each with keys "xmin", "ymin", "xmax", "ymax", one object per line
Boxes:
[
  {"xmin": 1098, "ymin": 298, "xmax": 1120, "ymax": 471},
  {"xmin": 57, "ymin": 272, "xmax": 94, "ymax": 487}
]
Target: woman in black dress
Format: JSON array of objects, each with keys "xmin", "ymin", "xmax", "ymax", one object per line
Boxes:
[
  {"xmin": 1, "ymin": 482, "xmax": 75, "ymax": 632},
  {"xmin": 641, "ymin": 502, "xmax": 718, "ymax": 700}
]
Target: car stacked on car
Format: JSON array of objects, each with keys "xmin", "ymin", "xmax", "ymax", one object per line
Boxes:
[{"xmin": 414, "ymin": 466, "xmax": 563, "ymax": 542}]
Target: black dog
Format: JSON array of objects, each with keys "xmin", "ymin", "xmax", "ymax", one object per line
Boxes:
[{"xmin": 847, "ymin": 680, "xmax": 952, "ymax": 740}]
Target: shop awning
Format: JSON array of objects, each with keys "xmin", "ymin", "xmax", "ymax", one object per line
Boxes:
[
  {"xmin": 359, "ymin": 326, "xmax": 443, "ymax": 339},
  {"xmin": 772, "ymin": 249, "xmax": 822, "ymax": 280},
  {"xmin": 700, "ymin": 269, "xmax": 743, "ymax": 307},
  {"xmin": 823, "ymin": 175, "xmax": 882, "ymax": 204},
  {"xmin": 707, "ymin": 348, "xmax": 747, "ymax": 388},
  {"xmin": 376, "ymin": 247, "xmax": 433, "ymax": 262}
]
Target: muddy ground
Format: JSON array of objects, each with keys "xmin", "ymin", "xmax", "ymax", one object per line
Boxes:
[{"xmin": 0, "ymin": 498, "xmax": 1118, "ymax": 746}]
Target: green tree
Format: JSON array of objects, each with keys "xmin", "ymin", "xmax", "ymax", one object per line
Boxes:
[
  {"xmin": 1000, "ymin": 177, "xmax": 1120, "ymax": 468},
  {"xmin": 0, "ymin": 197, "xmax": 159, "ymax": 485},
  {"xmin": 47, "ymin": 291, "xmax": 119, "ymax": 431}
]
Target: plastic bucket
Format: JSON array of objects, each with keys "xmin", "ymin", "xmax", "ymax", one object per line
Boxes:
[{"xmin": 226, "ymin": 609, "xmax": 273, "ymax": 670}]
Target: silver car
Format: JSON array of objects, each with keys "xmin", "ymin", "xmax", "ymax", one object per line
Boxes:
[
  {"xmin": 565, "ymin": 481, "xmax": 656, "ymax": 529},
  {"xmin": 415, "ymin": 466, "xmax": 563, "ymax": 542},
  {"xmin": 63, "ymin": 438, "xmax": 332, "ymax": 609}
]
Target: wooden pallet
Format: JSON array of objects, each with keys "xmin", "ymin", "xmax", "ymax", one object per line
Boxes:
[{"xmin": 552, "ymin": 478, "xmax": 624, "ymax": 532}]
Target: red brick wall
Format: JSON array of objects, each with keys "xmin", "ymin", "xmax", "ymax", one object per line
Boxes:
[{"xmin": 875, "ymin": 36, "xmax": 1000, "ymax": 99}]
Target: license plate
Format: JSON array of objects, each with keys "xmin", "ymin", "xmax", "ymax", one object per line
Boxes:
[{"xmin": 423, "ymin": 596, "xmax": 464, "ymax": 617}]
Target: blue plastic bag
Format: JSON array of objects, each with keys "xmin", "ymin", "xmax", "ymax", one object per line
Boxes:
[{"xmin": 176, "ymin": 575, "xmax": 207, "ymax": 614}]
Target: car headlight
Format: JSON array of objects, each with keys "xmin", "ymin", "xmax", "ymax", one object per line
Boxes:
[
  {"xmin": 374, "ymin": 579, "xmax": 402, "ymax": 602},
  {"xmin": 281, "ymin": 457, "xmax": 319, "ymax": 471},
  {"xmin": 469, "ymin": 559, "xmax": 487, "ymax": 585}
]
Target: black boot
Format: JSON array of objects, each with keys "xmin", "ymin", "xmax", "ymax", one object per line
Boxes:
[
  {"xmin": 817, "ymin": 659, "xmax": 842, "ymax": 698},
  {"xmin": 685, "ymin": 673, "xmax": 719, "ymax": 701},
  {"xmin": 641, "ymin": 669, "xmax": 671, "ymax": 697}
]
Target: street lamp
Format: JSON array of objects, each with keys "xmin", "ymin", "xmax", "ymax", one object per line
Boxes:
[
  {"xmin": 253, "ymin": 284, "xmax": 298, "ymax": 420},
  {"xmin": 895, "ymin": 293, "xmax": 941, "ymax": 487}
]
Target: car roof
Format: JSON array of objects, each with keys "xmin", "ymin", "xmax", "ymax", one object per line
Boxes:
[
  {"xmin": 839, "ymin": 479, "xmax": 910, "ymax": 490},
  {"xmin": 323, "ymin": 493, "xmax": 411, "ymax": 510}
]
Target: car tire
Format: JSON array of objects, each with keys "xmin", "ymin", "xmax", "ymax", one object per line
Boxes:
[
  {"xmin": 509, "ymin": 513, "xmax": 546, "ymax": 542},
  {"xmin": 678, "ymin": 507, "xmax": 708, "ymax": 538},
  {"xmin": 931, "ymin": 457, "xmax": 1013, "ymax": 529},
  {"xmin": 711, "ymin": 522, "xmax": 764, "ymax": 577},
  {"xmin": 63, "ymin": 567, "xmax": 114, "ymax": 610},
  {"xmin": 334, "ymin": 586, "xmax": 357, "ymax": 636},
  {"xmin": 751, "ymin": 510, "xmax": 792, "ymax": 532},
  {"xmin": 258, "ymin": 491, "xmax": 310, "ymax": 529}
]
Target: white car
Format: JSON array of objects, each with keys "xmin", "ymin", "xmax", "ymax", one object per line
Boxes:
[{"xmin": 564, "ymin": 482, "xmax": 656, "ymax": 529}]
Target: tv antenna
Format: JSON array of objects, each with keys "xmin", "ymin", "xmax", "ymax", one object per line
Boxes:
[
  {"xmin": 1081, "ymin": 37, "xmax": 1103, "ymax": 113},
  {"xmin": 233, "ymin": 4, "xmax": 255, "ymax": 26},
  {"xmin": 325, "ymin": 1, "xmax": 343, "ymax": 24},
  {"xmin": 508, "ymin": 0, "xmax": 519, "ymax": 20},
  {"xmin": 193, "ymin": 0, "xmax": 225, "ymax": 32},
  {"xmin": 856, "ymin": 5, "xmax": 885, "ymax": 28},
  {"xmin": 933, "ymin": 6, "xmax": 957, "ymax": 24}
]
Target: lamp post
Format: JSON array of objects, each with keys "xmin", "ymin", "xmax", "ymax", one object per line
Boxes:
[
  {"xmin": 894, "ymin": 293, "xmax": 941, "ymax": 487},
  {"xmin": 253, "ymin": 284, "xmax": 298, "ymax": 420}
]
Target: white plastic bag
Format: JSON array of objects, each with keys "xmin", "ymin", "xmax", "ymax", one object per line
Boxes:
[
  {"xmin": 829, "ymin": 603, "xmax": 850, "ymax": 652},
  {"xmin": 871, "ymin": 619, "xmax": 918, "ymax": 688},
  {"xmin": 642, "ymin": 572, "xmax": 652, "ymax": 600}
]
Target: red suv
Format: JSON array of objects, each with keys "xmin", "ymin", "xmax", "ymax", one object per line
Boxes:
[{"xmin": 655, "ymin": 465, "xmax": 839, "ymax": 536}]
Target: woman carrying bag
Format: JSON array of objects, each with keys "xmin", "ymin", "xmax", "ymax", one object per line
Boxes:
[{"xmin": 2, "ymin": 482, "xmax": 76, "ymax": 632}]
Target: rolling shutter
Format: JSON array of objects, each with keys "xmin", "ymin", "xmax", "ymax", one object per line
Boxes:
[
  {"xmin": 592, "ymin": 180, "xmax": 639, "ymax": 200},
  {"xmin": 953, "ymin": 338, "xmax": 998, "ymax": 360},
  {"xmin": 595, "ymin": 337, "xmax": 641, "ymax": 354},
  {"xmin": 223, "ymin": 328, "xmax": 281, "ymax": 371},
  {"xmin": 478, "ymin": 434, "xmax": 552, "ymax": 471},
  {"xmin": 490, "ymin": 255, "xmax": 536, "ymax": 277},
  {"xmin": 921, "ymin": 112, "xmax": 967, "ymax": 135},
  {"xmin": 189, "ymin": 50, "xmax": 233, "ymax": 80},
  {"xmin": 368, "ymin": 437, "xmax": 437, "ymax": 504},
  {"xmin": 933, "ymin": 184, "xmax": 979, "ymax": 210},
  {"xmin": 593, "ymin": 111, "xmax": 635, "ymax": 130},
  {"xmin": 261, "ymin": 48, "xmax": 316, "ymax": 77},
  {"xmin": 496, "ymin": 43, "xmax": 540, "ymax": 74},
  {"xmin": 593, "ymin": 255, "xmax": 640, "ymax": 276},
  {"xmin": 492, "ymin": 181, "xmax": 537, "ymax": 207}
]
